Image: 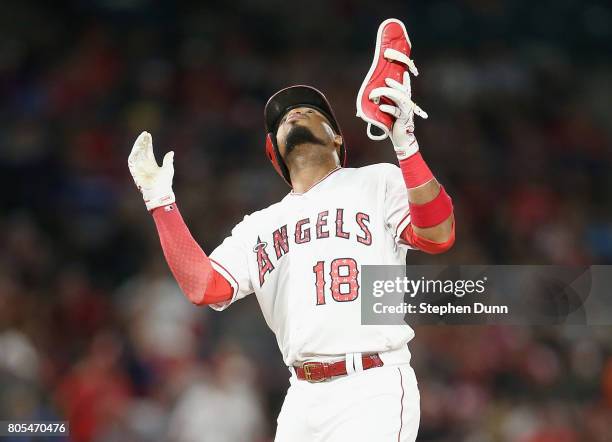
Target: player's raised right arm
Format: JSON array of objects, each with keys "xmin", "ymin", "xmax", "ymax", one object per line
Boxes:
[{"xmin": 127, "ymin": 131, "xmax": 233, "ymax": 305}]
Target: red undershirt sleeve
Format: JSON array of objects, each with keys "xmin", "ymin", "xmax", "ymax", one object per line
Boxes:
[
  {"xmin": 151, "ymin": 204, "xmax": 233, "ymax": 305},
  {"xmin": 400, "ymin": 221, "xmax": 455, "ymax": 254}
]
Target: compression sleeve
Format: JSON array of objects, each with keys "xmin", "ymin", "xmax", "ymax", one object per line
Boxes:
[
  {"xmin": 397, "ymin": 153, "xmax": 455, "ymax": 253},
  {"xmin": 151, "ymin": 204, "xmax": 233, "ymax": 305}
]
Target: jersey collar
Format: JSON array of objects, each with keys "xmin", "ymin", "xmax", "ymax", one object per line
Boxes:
[{"xmin": 289, "ymin": 166, "xmax": 342, "ymax": 196}]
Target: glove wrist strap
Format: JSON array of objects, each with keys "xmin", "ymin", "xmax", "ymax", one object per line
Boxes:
[
  {"xmin": 145, "ymin": 191, "xmax": 176, "ymax": 211},
  {"xmin": 392, "ymin": 130, "xmax": 419, "ymax": 160}
]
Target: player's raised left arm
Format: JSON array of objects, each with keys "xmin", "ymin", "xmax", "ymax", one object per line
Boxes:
[{"xmin": 370, "ymin": 72, "xmax": 455, "ymax": 253}]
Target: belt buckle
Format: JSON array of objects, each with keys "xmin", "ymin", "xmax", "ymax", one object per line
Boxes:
[{"xmin": 302, "ymin": 362, "xmax": 325, "ymax": 383}]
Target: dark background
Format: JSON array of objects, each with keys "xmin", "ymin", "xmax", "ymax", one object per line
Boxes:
[{"xmin": 1, "ymin": 0, "xmax": 611, "ymax": 441}]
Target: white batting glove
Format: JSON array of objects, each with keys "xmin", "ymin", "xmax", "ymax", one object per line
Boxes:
[
  {"xmin": 128, "ymin": 131, "xmax": 175, "ymax": 211},
  {"xmin": 369, "ymin": 71, "xmax": 428, "ymax": 160}
]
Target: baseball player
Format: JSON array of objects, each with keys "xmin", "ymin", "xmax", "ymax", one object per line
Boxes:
[{"xmin": 128, "ymin": 19, "xmax": 454, "ymax": 442}]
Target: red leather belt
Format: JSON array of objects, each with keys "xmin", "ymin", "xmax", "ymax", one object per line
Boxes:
[{"xmin": 294, "ymin": 354, "xmax": 384, "ymax": 382}]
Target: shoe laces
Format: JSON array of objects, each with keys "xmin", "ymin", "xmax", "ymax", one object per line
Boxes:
[{"xmin": 384, "ymin": 48, "xmax": 419, "ymax": 76}]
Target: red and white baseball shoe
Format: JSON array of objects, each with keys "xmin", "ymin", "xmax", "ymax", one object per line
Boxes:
[{"xmin": 356, "ymin": 18, "xmax": 423, "ymax": 141}]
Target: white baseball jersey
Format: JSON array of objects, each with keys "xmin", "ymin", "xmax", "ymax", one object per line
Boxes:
[{"xmin": 209, "ymin": 163, "xmax": 415, "ymax": 365}]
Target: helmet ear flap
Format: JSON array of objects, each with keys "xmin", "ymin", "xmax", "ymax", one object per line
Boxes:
[{"xmin": 265, "ymin": 133, "xmax": 292, "ymax": 186}]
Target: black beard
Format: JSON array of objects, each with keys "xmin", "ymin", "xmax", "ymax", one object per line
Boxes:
[{"xmin": 284, "ymin": 125, "xmax": 326, "ymax": 155}]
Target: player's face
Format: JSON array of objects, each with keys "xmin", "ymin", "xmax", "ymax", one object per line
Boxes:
[{"xmin": 275, "ymin": 106, "xmax": 342, "ymax": 160}]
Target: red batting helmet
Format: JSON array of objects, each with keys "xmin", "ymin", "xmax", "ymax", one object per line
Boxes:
[{"xmin": 264, "ymin": 85, "xmax": 347, "ymax": 186}]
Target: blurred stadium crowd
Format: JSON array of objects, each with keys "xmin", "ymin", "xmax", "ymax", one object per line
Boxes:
[{"xmin": 1, "ymin": 0, "xmax": 612, "ymax": 441}]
